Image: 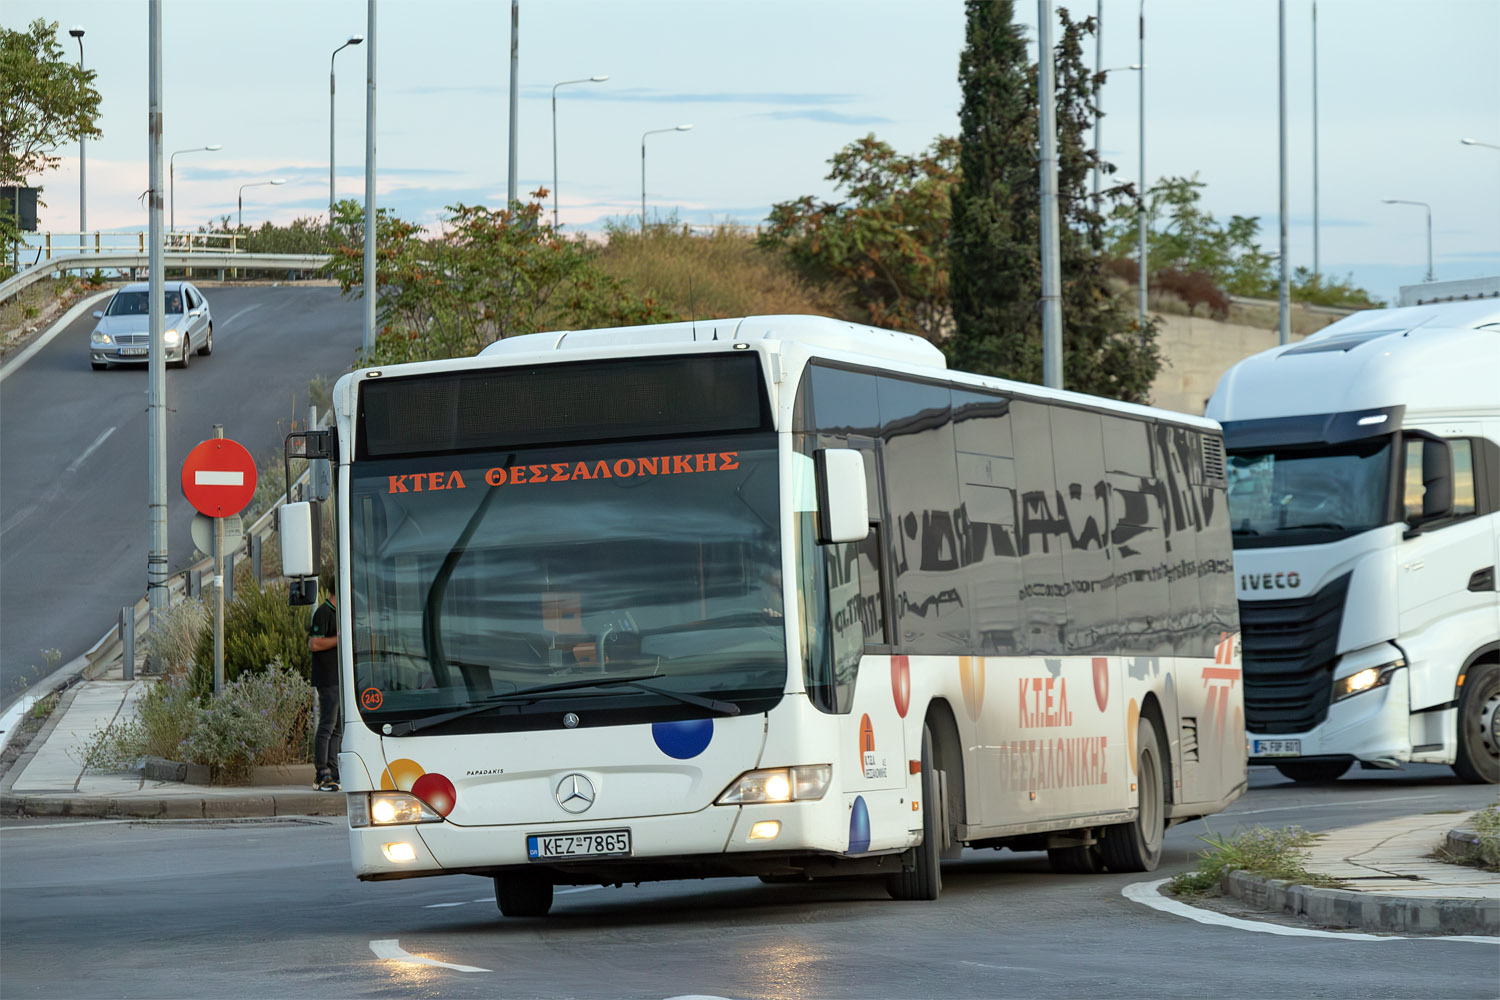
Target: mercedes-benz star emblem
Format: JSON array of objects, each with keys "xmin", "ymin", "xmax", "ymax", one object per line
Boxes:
[
  {"xmin": 555, "ymin": 773, "xmax": 596, "ymax": 814},
  {"xmin": 563, "ymin": 712, "xmax": 580, "ymax": 729}
]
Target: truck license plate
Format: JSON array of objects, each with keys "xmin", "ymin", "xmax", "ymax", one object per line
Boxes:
[
  {"xmin": 1253, "ymin": 739, "xmax": 1301, "ymax": 757},
  {"xmin": 527, "ymin": 829, "xmax": 631, "ymax": 860}
]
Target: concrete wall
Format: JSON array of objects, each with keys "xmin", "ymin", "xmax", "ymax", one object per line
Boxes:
[{"xmin": 1149, "ymin": 314, "xmax": 1307, "ymax": 416}]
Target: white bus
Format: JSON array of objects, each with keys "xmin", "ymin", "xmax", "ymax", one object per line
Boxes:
[
  {"xmin": 282, "ymin": 315, "xmax": 1246, "ymax": 916},
  {"xmin": 1207, "ymin": 298, "xmax": 1500, "ymax": 784}
]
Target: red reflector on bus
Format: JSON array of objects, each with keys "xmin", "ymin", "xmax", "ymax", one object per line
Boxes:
[{"xmin": 909, "ymin": 760, "xmax": 921, "ymax": 774}]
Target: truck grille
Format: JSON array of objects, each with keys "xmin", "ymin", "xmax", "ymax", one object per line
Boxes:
[{"xmin": 1239, "ymin": 572, "xmax": 1350, "ymax": 734}]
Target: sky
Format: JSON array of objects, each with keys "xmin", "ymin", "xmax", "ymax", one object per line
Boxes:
[{"xmin": 8, "ymin": 0, "xmax": 1499, "ymax": 304}]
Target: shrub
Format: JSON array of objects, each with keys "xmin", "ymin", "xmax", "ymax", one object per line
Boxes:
[
  {"xmin": 180, "ymin": 661, "xmax": 314, "ymax": 783},
  {"xmin": 143, "ymin": 599, "xmax": 207, "ymax": 676},
  {"xmin": 192, "ymin": 580, "xmax": 311, "ymax": 694},
  {"xmin": 1166, "ymin": 824, "xmax": 1345, "ymax": 896},
  {"xmin": 1154, "ymin": 268, "xmax": 1230, "ymax": 320},
  {"xmin": 74, "ymin": 672, "xmax": 204, "ymax": 771}
]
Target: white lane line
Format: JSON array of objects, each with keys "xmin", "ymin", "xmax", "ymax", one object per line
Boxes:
[
  {"xmin": 1122, "ymin": 878, "xmax": 1500, "ymax": 944},
  {"xmin": 961, "ymin": 961, "xmax": 1042, "ymax": 972},
  {"xmin": 1220, "ymin": 792, "xmax": 1449, "ymax": 817},
  {"xmin": 65, "ymin": 426, "xmax": 117, "ymax": 474},
  {"xmin": 0, "ymin": 819, "xmax": 134, "ymax": 832},
  {"xmin": 369, "ymin": 939, "xmax": 489, "ymax": 973},
  {"xmin": 557, "ymin": 885, "xmax": 605, "ymax": 894},
  {"xmin": 422, "ymin": 902, "xmax": 470, "ymax": 909},
  {"xmin": 218, "ymin": 302, "xmax": 262, "ymax": 331}
]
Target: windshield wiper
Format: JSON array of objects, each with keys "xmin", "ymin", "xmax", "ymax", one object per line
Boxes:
[
  {"xmin": 1231, "ymin": 527, "xmax": 1260, "ymax": 536},
  {"xmin": 387, "ymin": 674, "xmax": 739, "ymax": 736},
  {"xmin": 1279, "ymin": 521, "xmax": 1347, "ymax": 532}
]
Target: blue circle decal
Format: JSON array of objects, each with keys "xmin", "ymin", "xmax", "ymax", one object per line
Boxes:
[
  {"xmin": 652, "ymin": 718, "xmax": 714, "ymax": 759},
  {"xmin": 848, "ymin": 795, "xmax": 871, "ymax": 853}
]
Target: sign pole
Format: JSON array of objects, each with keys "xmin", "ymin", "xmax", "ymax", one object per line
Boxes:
[{"xmin": 213, "ymin": 424, "xmax": 225, "ymax": 695}]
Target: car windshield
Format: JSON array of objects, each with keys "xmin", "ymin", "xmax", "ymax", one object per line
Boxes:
[
  {"xmin": 348, "ymin": 433, "xmax": 786, "ymax": 733},
  {"xmin": 1226, "ymin": 436, "xmax": 1394, "ymax": 545},
  {"xmin": 105, "ymin": 290, "xmax": 183, "ymax": 316}
]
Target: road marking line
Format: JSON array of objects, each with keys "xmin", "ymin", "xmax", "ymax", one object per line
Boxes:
[
  {"xmin": 961, "ymin": 960, "xmax": 1042, "ymax": 972},
  {"xmin": 423, "ymin": 902, "xmax": 470, "ymax": 908},
  {"xmin": 220, "ymin": 302, "xmax": 262, "ymax": 330},
  {"xmin": 0, "ymin": 819, "xmax": 134, "ymax": 832},
  {"xmin": 557, "ymin": 885, "xmax": 605, "ymax": 894},
  {"xmin": 1220, "ymin": 792, "xmax": 1448, "ymax": 818},
  {"xmin": 369, "ymin": 939, "xmax": 489, "ymax": 973},
  {"xmin": 66, "ymin": 426, "xmax": 117, "ymax": 474},
  {"xmin": 1123, "ymin": 878, "xmax": 1500, "ymax": 944}
]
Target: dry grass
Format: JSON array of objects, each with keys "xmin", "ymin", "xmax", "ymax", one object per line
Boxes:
[
  {"xmin": 1106, "ymin": 276, "xmax": 1345, "ymax": 336},
  {"xmin": 594, "ymin": 224, "xmax": 854, "ymax": 323}
]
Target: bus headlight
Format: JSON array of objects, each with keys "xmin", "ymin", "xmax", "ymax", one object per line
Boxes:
[
  {"xmin": 348, "ymin": 791, "xmax": 444, "ymax": 827},
  {"xmin": 1333, "ymin": 659, "xmax": 1404, "ymax": 702},
  {"xmin": 716, "ymin": 764, "xmax": 831, "ymax": 804}
]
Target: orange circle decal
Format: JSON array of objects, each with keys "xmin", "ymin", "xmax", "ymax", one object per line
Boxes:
[{"xmin": 360, "ymin": 687, "xmax": 384, "ymax": 710}]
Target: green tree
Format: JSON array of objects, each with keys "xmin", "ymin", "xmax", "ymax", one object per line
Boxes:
[
  {"xmin": 0, "ymin": 19, "xmax": 103, "ymax": 272},
  {"xmin": 947, "ymin": 1, "xmax": 1158, "ymax": 403},
  {"xmin": 759, "ymin": 133, "xmax": 960, "ymax": 342}
]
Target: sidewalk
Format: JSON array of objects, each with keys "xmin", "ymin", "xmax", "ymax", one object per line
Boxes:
[{"xmin": 1, "ymin": 672, "xmax": 1495, "ymax": 936}]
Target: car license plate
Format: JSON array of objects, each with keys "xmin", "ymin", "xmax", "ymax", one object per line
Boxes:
[
  {"xmin": 120, "ymin": 347, "xmax": 148, "ymax": 356},
  {"xmin": 1253, "ymin": 739, "xmax": 1301, "ymax": 757},
  {"xmin": 527, "ymin": 829, "xmax": 631, "ymax": 860}
]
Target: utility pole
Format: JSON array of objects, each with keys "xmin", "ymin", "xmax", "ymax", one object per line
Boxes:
[
  {"xmin": 1038, "ymin": 0, "xmax": 1063, "ymax": 390},
  {"xmin": 1312, "ymin": 0, "xmax": 1320, "ymax": 280},
  {"xmin": 363, "ymin": 0, "xmax": 377, "ymax": 355},
  {"xmin": 1136, "ymin": 0, "xmax": 1147, "ymax": 332},
  {"xmin": 148, "ymin": 0, "xmax": 168, "ymax": 620},
  {"xmin": 508, "ymin": 0, "xmax": 519, "ymax": 207},
  {"xmin": 1278, "ymin": 0, "xmax": 1290, "ymax": 346}
]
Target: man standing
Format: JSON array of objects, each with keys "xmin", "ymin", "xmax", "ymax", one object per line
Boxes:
[{"xmin": 308, "ymin": 575, "xmax": 342, "ymax": 792}]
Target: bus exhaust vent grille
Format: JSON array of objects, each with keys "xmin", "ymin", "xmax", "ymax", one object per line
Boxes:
[
  {"xmin": 1180, "ymin": 717, "xmax": 1199, "ymax": 762},
  {"xmin": 1200, "ymin": 435, "xmax": 1227, "ymax": 486}
]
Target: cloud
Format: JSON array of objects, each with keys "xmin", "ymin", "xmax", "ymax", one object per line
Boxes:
[
  {"xmin": 408, "ymin": 85, "xmax": 862, "ymax": 107},
  {"xmin": 756, "ymin": 109, "xmax": 894, "ymax": 125}
]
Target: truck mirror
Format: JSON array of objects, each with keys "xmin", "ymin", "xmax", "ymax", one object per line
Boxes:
[
  {"xmin": 1419, "ymin": 438, "xmax": 1453, "ymax": 521},
  {"xmin": 280, "ymin": 501, "xmax": 316, "ymax": 577},
  {"xmin": 814, "ymin": 448, "xmax": 870, "ymax": 544}
]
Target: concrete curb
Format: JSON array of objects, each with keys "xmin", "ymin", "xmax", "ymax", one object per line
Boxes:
[
  {"xmin": 1222, "ymin": 868, "xmax": 1500, "ymax": 937},
  {"xmin": 0, "ymin": 789, "xmax": 346, "ymax": 820}
]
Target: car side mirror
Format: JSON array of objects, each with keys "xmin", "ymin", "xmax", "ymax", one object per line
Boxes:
[
  {"xmin": 814, "ymin": 448, "xmax": 869, "ymax": 544},
  {"xmin": 189, "ymin": 310, "xmax": 201, "ymax": 317},
  {"xmin": 92, "ymin": 310, "xmax": 104, "ymax": 319}
]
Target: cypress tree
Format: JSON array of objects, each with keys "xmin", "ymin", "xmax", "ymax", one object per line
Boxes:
[{"xmin": 948, "ymin": 2, "xmax": 1160, "ymax": 403}]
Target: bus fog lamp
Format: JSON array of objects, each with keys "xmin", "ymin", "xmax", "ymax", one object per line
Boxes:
[
  {"xmin": 748, "ymin": 820, "xmax": 781, "ymax": 840},
  {"xmin": 382, "ymin": 842, "xmax": 418, "ymax": 863},
  {"xmin": 717, "ymin": 764, "xmax": 831, "ymax": 804}
]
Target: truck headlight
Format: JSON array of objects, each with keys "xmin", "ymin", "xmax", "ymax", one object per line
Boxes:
[
  {"xmin": 1333, "ymin": 659, "xmax": 1404, "ymax": 701},
  {"xmin": 348, "ymin": 791, "xmax": 444, "ymax": 827},
  {"xmin": 90, "ymin": 330, "xmax": 111, "ymax": 345},
  {"xmin": 716, "ymin": 764, "xmax": 831, "ymax": 804}
]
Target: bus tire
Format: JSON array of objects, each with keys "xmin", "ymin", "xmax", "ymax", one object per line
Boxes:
[
  {"xmin": 1452, "ymin": 662, "xmax": 1499, "ymax": 784},
  {"xmin": 1047, "ymin": 844, "xmax": 1105, "ymax": 874},
  {"xmin": 1100, "ymin": 718, "xmax": 1165, "ymax": 873},
  {"xmin": 1273, "ymin": 760, "xmax": 1350, "ymax": 783},
  {"xmin": 494, "ymin": 872, "xmax": 554, "ymax": 917},
  {"xmin": 887, "ymin": 724, "xmax": 942, "ymax": 901}
]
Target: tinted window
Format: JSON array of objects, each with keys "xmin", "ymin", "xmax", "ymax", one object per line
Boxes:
[
  {"xmin": 954, "ymin": 389, "xmax": 1019, "ymax": 655},
  {"xmin": 1012, "ymin": 400, "xmax": 1065, "ymax": 655},
  {"xmin": 1102, "ymin": 415, "xmax": 1172, "ymax": 655},
  {"xmin": 1049, "ymin": 408, "xmax": 1116, "ymax": 652}
]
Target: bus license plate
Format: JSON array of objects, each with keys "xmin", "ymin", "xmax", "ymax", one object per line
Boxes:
[
  {"xmin": 527, "ymin": 829, "xmax": 631, "ymax": 860},
  {"xmin": 1253, "ymin": 739, "xmax": 1301, "ymax": 757}
]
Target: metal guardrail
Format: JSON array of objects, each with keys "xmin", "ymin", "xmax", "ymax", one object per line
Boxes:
[
  {"xmin": 20, "ymin": 230, "xmax": 244, "ymax": 260},
  {"xmin": 0, "ymin": 251, "xmax": 332, "ymax": 303}
]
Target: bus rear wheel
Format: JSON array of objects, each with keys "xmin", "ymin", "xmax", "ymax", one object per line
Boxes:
[
  {"xmin": 494, "ymin": 872, "xmax": 554, "ymax": 917},
  {"xmin": 1273, "ymin": 760, "xmax": 1350, "ymax": 783},
  {"xmin": 887, "ymin": 724, "xmax": 942, "ymax": 901},
  {"xmin": 1452, "ymin": 663, "xmax": 1499, "ymax": 784},
  {"xmin": 1099, "ymin": 718, "xmax": 1165, "ymax": 873}
]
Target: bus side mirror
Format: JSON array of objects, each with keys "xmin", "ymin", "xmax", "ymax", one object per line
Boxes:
[
  {"xmin": 280, "ymin": 501, "xmax": 316, "ymax": 578},
  {"xmin": 814, "ymin": 448, "xmax": 869, "ymax": 544}
]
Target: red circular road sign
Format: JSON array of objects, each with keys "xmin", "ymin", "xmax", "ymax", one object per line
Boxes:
[{"xmin": 181, "ymin": 437, "xmax": 258, "ymax": 517}]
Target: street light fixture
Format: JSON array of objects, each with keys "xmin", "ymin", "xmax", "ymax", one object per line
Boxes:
[
  {"xmin": 552, "ymin": 74, "xmax": 609, "ymax": 228},
  {"xmin": 69, "ymin": 26, "xmax": 85, "ymax": 257},
  {"xmin": 238, "ymin": 179, "xmax": 286, "ymax": 228},
  {"xmin": 330, "ymin": 34, "xmax": 364, "ymax": 223},
  {"xmin": 1460, "ymin": 137, "xmax": 1500, "ymax": 151},
  {"xmin": 170, "ymin": 144, "xmax": 223, "ymax": 237},
  {"xmin": 1382, "ymin": 198, "xmax": 1434, "ymax": 283},
  {"xmin": 641, "ymin": 124, "xmax": 693, "ymax": 231}
]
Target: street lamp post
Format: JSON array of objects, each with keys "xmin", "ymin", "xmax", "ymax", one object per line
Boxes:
[
  {"xmin": 552, "ymin": 75, "xmax": 608, "ymax": 228},
  {"xmin": 170, "ymin": 144, "xmax": 222, "ymax": 237},
  {"xmin": 69, "ymin": 26, "xmax": 85, "ymax": 257},
  {"xmin": 641, "ymin": 125, "xmax": 693, "ymax": 231},
  {"xmin": 238, "ymin": 179, "xmax": 287, "ymax": 228},
  {"xmin": 330, "ymin": 35, "xmax": 364, "ymax": 223},
  {"xmin": 1382, "ymin": 199, "xmax": 1434, "ymax": 283},
  {"xmin": 1094, "ymin": 63, "xmax": 1141, "ymax": 211},
  {"xmin": 1136, "ymin": 0, "xmax": 1147, "ymax": 332}
]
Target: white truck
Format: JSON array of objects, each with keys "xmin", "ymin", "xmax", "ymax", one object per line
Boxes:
[{"xmin": 1205, "ymin": 295, "xmax": 1500, "ymax": 783}]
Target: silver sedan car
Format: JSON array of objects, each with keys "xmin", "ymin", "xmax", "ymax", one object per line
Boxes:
[{"xmin": 88, "ymin": 280, "xmax": 214, "ymax": 370}]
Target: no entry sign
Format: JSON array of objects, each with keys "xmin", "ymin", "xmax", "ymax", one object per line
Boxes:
[{"xmin": 181, "ymin": 437, "xmax": 258, "ymax": 517}]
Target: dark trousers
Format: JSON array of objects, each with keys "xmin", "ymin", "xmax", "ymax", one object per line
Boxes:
[{"xmin": 315, "ymin": 685, "xmax": 343, "ymax": 778}]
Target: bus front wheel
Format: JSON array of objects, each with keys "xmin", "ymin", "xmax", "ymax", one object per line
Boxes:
[
  {"xmin": 887, "ymin": 724, "xmax": 943, "ymax": 901},
  {"xmin": 1100, "ymin": 718, "xmax": 1165, "ymax": 873},
  {"xmin": 494, "ymin": 872, "xmax": 554, "ymax": 917},
  {"xmin": 1452, "ymin": 662, "xmax": 1499, "ymax": 784}
]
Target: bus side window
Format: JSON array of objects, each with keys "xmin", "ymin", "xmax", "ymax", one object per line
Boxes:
[{"xmin": 857, "ymin": 524, "xmax": 888, "ymax": 647}]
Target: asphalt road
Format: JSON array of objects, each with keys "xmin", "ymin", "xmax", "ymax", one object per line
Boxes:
[
  {"xmin": 0, "ymin": 285, "xmax": 363, "ymax": 705},
  {"xmin": 1, "ymin": 766, "xmax": 1494, "ymax": 1000}
]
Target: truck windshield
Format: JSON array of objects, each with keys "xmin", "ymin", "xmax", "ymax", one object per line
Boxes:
[
  {"xmin": 1225, "ymin": 437, "xmax": 1393, "ymax": 546},
  {"xmin": 347, "ymin": 434, "xmax": 786, "ymax": 733}
]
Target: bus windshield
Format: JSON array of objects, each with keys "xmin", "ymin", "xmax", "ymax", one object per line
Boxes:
[
  {"xmin": 1225, "ymin": 436, "xmax": 1394, "ymax": 546},
  {"xmin": 347, "ymin": 434, "xmax": 786, "ymax": 732}
]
